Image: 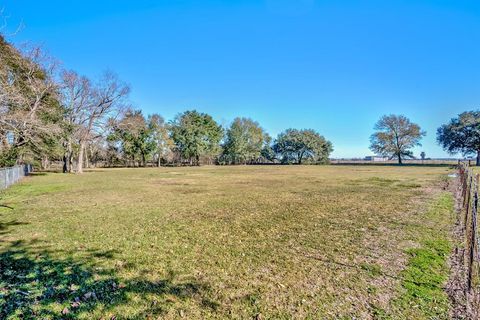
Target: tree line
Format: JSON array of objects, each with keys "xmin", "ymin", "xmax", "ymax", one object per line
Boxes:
[
  {"xmin": 2, "ymin": 35, "xmax": 480, "ymax": 170},
  {"xmin": 0, "ymin": 36, "xmax": 333, "ymax": 172}
]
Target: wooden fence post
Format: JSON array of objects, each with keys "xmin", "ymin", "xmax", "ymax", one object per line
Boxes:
[{"xmin": 468, "ymin": 174, "xmax": 479, "ymax": 290}]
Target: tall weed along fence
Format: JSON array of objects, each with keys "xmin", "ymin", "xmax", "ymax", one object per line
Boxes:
[
  {"xmin": 0, "ymin": 164, "xmax": 33, "ymax": 189},
  {"xmin": 458, "ymin": 162, "xmax": 480, "ymax": 296}
]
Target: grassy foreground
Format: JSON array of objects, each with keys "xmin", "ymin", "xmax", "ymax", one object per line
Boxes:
[{"xmin": 0, "ymin": 165, "xmax": 454, "ymax": 319}]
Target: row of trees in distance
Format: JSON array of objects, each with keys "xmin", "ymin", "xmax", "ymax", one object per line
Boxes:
[
  {"xmin": 2, "ymin": 34, "xmax": 480, "ymax": 170},
  {"xmin": 0, "ymin": 35, "xmax": 333, "ymax": 172},
  {"xmin": 106, "ymin": 110, "xmax": 334, "ymax": 168}
]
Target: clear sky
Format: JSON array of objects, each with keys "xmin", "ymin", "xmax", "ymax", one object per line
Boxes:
[{"xmin": 2, "ymin": 0, "xmax": 480, "ymax": 158}]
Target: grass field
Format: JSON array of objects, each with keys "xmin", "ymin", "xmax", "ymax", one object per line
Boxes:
[{"xmin": 0, "ymin": 165, "xmax": 456, "ymax": 319}]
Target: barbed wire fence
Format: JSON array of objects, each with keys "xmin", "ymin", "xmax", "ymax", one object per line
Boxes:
[
  {"xmin": 457, "ymin": 161, "xmax": 480, "ymax": 315},
  {"xmin": 0, "ymin": 164, "xmax": 33, "ymax": 189}
]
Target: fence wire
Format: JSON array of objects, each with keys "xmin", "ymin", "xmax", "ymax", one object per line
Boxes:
[
  {"xmin": 0, "ymin": 164, "xmax": 33, "ymax": 189},
  {"xmin": 458, "ymin": 162, "xmax": 480, "ymax": 293}
]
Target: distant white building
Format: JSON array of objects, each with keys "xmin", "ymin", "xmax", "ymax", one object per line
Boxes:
[{"xmin": 364, "ymin": 155, "xmax": 389, "ymax": 162}]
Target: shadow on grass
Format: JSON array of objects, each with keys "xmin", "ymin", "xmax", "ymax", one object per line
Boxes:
[
  {"xmin": 28, "ymin": 172, "xmax": 50, "ymax": 176},
  {"xmin": 0, "ymin": 220, "xmax": 28, "ymax": 236},
  {"xmin": 0, "ymin": 239, "xmax": 216, "ymax": 319}
]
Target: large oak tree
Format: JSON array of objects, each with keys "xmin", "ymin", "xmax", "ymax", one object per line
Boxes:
[
  {"xmin": 370, "ymin": 115, "xmax": 425, "ymax": 164},
  {"xmin": 222, "ymin": 117, "xmax": 270, "ymax": 164},
  {"xmin": 437, "ymin": 111, "xmax": 480, "ymax": 165},
  {"xmin": 170, "ymin": 110, "xmax": 223, "ymax": 165},
  {"xmin": 108, "ymin": 110, "xmax": 156, "ymax": 167},
  {"xmin": 273, "ymin": 129, "xmax": 333, "ymax": 164}
]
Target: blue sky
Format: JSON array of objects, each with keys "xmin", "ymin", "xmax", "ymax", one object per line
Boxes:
[{"xmin": 2, "ymin": 0, "xmax": 480, "ymax": 158}]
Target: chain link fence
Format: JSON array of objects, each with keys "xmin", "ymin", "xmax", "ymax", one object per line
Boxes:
[{"xmin": 0, "ymin": 164, "xmax": 33, "ymax": 189}]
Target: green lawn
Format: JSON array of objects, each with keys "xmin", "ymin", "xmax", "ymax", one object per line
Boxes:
[{"xmin": 0, "ymin": 165, "xmax": 455, "ymax": 319}]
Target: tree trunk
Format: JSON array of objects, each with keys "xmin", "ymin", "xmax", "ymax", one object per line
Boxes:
[
  {"xmin": 85, "ymin": 145, "xmax": 90, "ymax": 169},
  {"xmin": 157, "ymin": 154, "xmax": 161, "ymax": 167},
  {"xmin": 62, "ymin": 141, "xmax": 68, "ymax": 173},
  {"xmin": 140, "ymin": 151, "xmax": 147, "ymax": 168},
  {"xmin": 41, "ymin": 155, "xmax": 49, "ymax": 170},
  {"xmin": 298, "ymin": 152, "xmax": 304, "ymax": 165},
  {"xmin": 477, "ymin": 150, "xmax": 480, "ymax": 166},
  {"xmin": 63, "ymin": 155, "xmax": 68, "ymax": 173},
  {"xmin": 62, "ymin": 142, "xmax": 68, "ymax": 173},
  {"xmin": 77, "ymin": 140, "xmax": 85, "ymax": 173},
  {"xmin": 67, "ymin": 142, "xmax": 73, "ymax": 173},
  {"xmin": 397, "ymin": 154, "xmax": 403, "ymax": 165}
]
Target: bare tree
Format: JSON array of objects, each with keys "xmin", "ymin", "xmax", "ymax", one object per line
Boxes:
[
  {"xmin": 60, "ymin": 70, "xmax": 92, "ymax": 172},
  {"xmin": 75, "ymin": 72, "xmax": 129, "ymax": 173}
]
